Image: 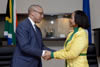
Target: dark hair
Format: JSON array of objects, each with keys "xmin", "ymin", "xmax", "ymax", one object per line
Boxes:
[{"xmin": 74, "ymin": 10, "xmax": 90, "ymax": 29}]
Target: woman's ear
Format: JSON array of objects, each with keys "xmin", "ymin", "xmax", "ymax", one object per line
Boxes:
[{"xmin": 74, "ymin": 24, "xmax": 78, "ymax": 27}]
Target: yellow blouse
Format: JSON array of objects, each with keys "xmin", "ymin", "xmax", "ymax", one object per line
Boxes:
[{"xmin": 53, "ymin": 27, "xmax": 89, "ymax": 67}]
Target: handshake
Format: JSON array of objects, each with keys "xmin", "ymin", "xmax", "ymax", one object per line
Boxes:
[{"xmin": 42, "ymin": 50, "xmax": 52, "ymax": 61}]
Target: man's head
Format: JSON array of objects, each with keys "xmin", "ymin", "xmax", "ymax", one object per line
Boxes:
[{"xmin": 28, "ymin": 5, "xmax": 44, "ymax": 23}]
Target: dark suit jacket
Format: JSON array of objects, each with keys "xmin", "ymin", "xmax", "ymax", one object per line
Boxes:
[{"xmin": 11, "ymin": 18, "xmax": 54, "ymax": 67}]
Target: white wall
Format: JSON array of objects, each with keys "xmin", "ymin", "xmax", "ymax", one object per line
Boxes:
[
  {"xmin": 90, "ymin": 0, "xmax": 100, "ymax": 43},
  {"xmin": 90, "ymin": 0, "xmax": 100, "ymax": 29},
  {"xmin": 0, "ymin": 0, "xmax": 7, "ymax": 14},
  {"xmin": 0, "ymin": 0, "xmax": 82, "ymax": 14}
]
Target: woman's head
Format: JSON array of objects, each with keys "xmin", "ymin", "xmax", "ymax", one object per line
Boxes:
[{"xmin": 70, "ymin": 10, "xmax": 90, "ymax": 29}]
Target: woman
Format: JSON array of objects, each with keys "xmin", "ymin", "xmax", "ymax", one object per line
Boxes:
[{"xmin": 43, "ymin": 10, "xmax": 90, "ymax": 67}]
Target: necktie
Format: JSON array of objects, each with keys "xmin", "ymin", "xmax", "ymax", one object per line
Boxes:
[{"xmin": 34, "ymin": 25, "xmax": 38, "ymax": 32}]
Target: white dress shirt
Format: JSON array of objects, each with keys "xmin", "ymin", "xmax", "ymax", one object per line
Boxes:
[
  {"xmin": 28, "ymin": 17, "xmax": 45, "ymax": 56},
  {"xmin": 28, "ymin": 17, "xmax": 36, "ymax": 31}
]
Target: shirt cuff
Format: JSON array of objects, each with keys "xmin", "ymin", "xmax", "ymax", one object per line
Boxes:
[
  {"xmin": 51, "ymin": 52, "xmax": 54, "ymax": 58},
  {"xmin": 42, "ymin": 50, "xmax": 46, "ymax": 56}
]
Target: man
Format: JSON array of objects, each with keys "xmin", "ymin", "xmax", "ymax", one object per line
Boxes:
[{"xmin": 11, "ymin": 5, "xmax": 54, "ymax": 67}]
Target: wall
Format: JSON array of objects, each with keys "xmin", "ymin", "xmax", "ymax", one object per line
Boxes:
[
  {"xmin": 90, "ymin": 0, "xmax": 100, "ymax": 29},
  {"xmin": 37, "ymin": 18, "xmax": 70, "ymax": 38},
  {"xmin": 0, "ymin": 0, "xmax": 82, "ymax": 14},
  {"xmin": 0, "ymin": 0, "xmax": 7, "ymax": 14},
  {"xmin": 1, "ymin": 0, "xmax": 100, "ymax": 28},
  {"xmin": 90, "ymin": 0, "xmax": 100, "ymax": 43}
]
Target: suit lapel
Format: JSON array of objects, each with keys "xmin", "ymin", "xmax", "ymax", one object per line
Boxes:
[{"xmin": 27, "ymin": 18, "xmax": 42, "ymax": 47}]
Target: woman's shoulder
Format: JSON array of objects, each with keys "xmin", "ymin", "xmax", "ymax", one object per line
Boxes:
[{"xmin": 76, "ymin": 27, "xmax": 88, "ymax": 36}]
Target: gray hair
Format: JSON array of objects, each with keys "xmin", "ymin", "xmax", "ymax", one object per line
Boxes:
[{"xmin": 28, "ymin": 4, "xmax": 42, "ymax": 14}]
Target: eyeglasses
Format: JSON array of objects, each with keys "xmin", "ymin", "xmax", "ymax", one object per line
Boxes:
[{"xmin": 33, "ymin": 10, "xmax": 44, "ymax": 15}]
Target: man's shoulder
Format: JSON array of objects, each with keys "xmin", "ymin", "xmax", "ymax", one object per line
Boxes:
[
  {"xmin": 20, "ymin": 18, "xmax": 29, "ymax": 24},
  {"xmin": 17, "ymin": 18, "xmax": 30, "ymax": 30},
  {"xmin": 18, "ymin": 18, "xmax": 29, "ymax": 26}
]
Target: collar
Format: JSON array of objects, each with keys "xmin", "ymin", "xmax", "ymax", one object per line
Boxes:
[
  {"xmin": 73, "ymin": 27, "xmax": 79, "ymax": 33},
  {"xmin": 28, "ymin": 17, "xmax": 35, "ymax": 27}
]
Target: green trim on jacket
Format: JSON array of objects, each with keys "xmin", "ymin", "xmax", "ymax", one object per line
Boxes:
[
  {"xmin": 65, "ymin": 27, "xmax": 79, "ymax": 47},
  {"xmin": 51, "ymin": 52, "xmax": 54, "ymax": 58}
]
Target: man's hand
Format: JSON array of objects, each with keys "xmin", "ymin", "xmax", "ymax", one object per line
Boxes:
[{"xmin": 42, "ymin": 50, "xmax": 51, "ymax": 61}]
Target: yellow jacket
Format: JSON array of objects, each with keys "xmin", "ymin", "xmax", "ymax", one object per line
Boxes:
[{"xmin": 53, "ymin": 27, "xmax": 89, "ymax": 67}]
